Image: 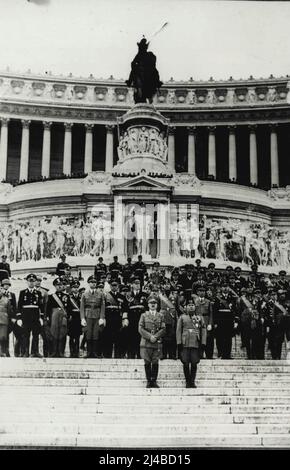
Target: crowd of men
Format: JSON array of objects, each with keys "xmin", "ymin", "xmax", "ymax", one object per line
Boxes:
[{"xmin": 0, "ymin": 253, "xmax": 290, "ymax": 369}]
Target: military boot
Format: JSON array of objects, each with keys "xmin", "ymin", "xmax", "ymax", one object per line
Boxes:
[
  {"xmin": 183, "ymin": 364, "xmax": 191, "ymax": 388},
  {"xmin": 144, "ymin": 363, "xmax": 152, "ymax": 388},
  {"xmin": 190, "ymin": 364, "xmax": 197, "ymax": 388},
  {"xmin": 151, "ymin": 363, "xmax": 159, "ymax": 388}
]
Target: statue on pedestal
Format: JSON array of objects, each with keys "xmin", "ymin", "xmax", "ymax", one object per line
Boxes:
[{"xmin": 126, "ymin": 37, "xmax": 163, "ymax": 104}]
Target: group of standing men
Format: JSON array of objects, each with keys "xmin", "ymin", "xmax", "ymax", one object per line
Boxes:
[{"xmin": 0, "ymin": 254, "xmax": 290, "ymax": 388}]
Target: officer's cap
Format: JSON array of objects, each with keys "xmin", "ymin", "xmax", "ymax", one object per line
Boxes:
[
  {"xmin": 225, "ymin": 266, "xmax": 233, "ymax": 271},
  {"xmin": 153, "ymin": 261, "xmax": 160, "ymax": 267},
  {"xmin": 234, "ymin": 266, "xmax": 242, "ymax": 273},
  {"xmin": 97, "ymin": 282, "xmax": 104, "ymax": 288},
  {"xmin": 121, "ymin": 285, "xmax": 129, "ymax": 292},
  {"xmin": 26, "ymin": 273, "xmax": 37, "ymax": 281},
  {"xmin": 71, "ymin": 280, "xmax": 80, "ymax": 288},
  {"xmin": 196, "ymin": 285, "xmax": 206, "ymax": 291},
  {"xmin": 53, "ymin": 277, "xmax": 63, "ymax": 286},
  {"xmin": 208, "ymin": 262, "xmax": 215, "ymax": 269},
  {"xmin": 131, "ymin": 276, "xmax": 141, "ymax": 283},
  {"xmin": 279, "ymin": 270, "xmax": 287, "ymax": 276},
  {"xmin": 2, "ymin": 279, "xmax": 11, "ymax": 286},
  {"xmin": 110, "ymin": 280, "xmax": 119, "ymax": 286},
  {"xmin": 1, "ymin": 254, "xmax": 7, "ymax": 259},
  {"xmin": 148, "ymin": 297, "xmax": 158, "ymax": 304},
  {"xmin": 254, "ymin": 288, "xmax": 261, "ymax": 294},
  {"xmin": 87, "ymin": 276, "xmax": 97, "ymax": 283}
]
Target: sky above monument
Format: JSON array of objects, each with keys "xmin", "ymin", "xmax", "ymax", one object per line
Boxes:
[{"xmin": 0, "ymin": 0, "xmax": 289, "ymax": 82}]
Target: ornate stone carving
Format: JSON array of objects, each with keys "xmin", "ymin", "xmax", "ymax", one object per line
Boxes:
[
  {"xmin": 53, "ymin": 83, "xmax": 67, "ymax": 99},
  {"xmin": 0, "ymin": 182, "xmax": 13, "ymax": 196},
  {"xmin": 268, "ymin": 187, "xmax": 290, "ymax": 200},
  {"xmin": 84, "ymin": 171, "xmax": 113, "ymax": 186},
  {"xmin": 118, "ymin": 126, "xmax": 168, "ymax": 161},
  {"xmin": 74, "ymin": 85, "xmax": 87, "ymax": 100},
  {"xmin": 173, "ymin": 173, "xmax": 201, "ymax": 188}
]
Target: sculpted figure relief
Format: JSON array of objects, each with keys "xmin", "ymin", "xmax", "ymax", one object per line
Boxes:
[{"xmin": 118, "ymin": 126, "xmax": 168, "ymax": 159}]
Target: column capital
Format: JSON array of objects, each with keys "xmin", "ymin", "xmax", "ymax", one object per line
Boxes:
[
  {"xmin": 0, "ymin": 118, "xmax": 10, "ymax": 126},
  {"xmin": 207, "ymin": 126, "xmax": 216, "ymax": 132},
  {"xmin": 64, "ymin": 122, "xmax": 73, "ymax": 130},
  {"xmin": 269, "ymin": 123, "xmax": 278, "ymax": 132},
  {"xmin": 43, "ymin": 121, "xmax": 52, "ymax": 130},
  {"xmin": 105, "ymin": 124, "xmax": 115, "ymax": 132},
  {"xmin": 227, "ymin": 125, "xmax": 237, "ymax": 132},
  {"xmin": 21, "ymin": 119, "xmax": 31, "ymax": 129},
  {"xmin": 187, "ymin": 126, "xmax": 197, "ymax": 134},
  {"xmin": 248, "ymin": 124, "xmax": 258, "ymax": 132},
  {"xmin": 168, "ymin": 126, "xmax": 176, "ymax": 135},
  {"xmin": 85, "ymin": 123, "xmax": 94, "ymax": 132}
]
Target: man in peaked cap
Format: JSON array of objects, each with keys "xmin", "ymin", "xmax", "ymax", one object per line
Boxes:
[
  {"xmin": 80, "ymin": 276, "xmax": 105, "ymax": 358},
  {"xmin": 45, "ymin": 277, "xmax": 70, "ymax": 357},
  {"xmin": 0, "ymin": 255, "xmax": 11, "ymax": 283},
  {"xmin": 67, "ymin": 279, "xmax": 82, "ymax": 358},
  {"xmin": 56, "ymin": 255, "xmax": 70, "ymax": 278},
  {"xmin": 2, "ymin": 278, "xmax": 17, "ymax": 357},
  {"xmin": 103, "ymin": 279, "xmax": 128, "ymax": 358},
  {"xmin": 17, "ymin": 273, "xmax": 44, "ymax": 357}
]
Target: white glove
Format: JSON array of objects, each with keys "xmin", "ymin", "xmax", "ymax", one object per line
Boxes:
[
  {"xmin": 122, "ymin": 319, "xmax": 129, "ymax": 328},
  {"xmin": 39, "ymin": 318, "xmax": 43, "ymax": 327},
  {"xmin": 207, "ymin": 325, "xmax": 212, "ymax": 331},
  {"xmin": 99, "ymin": 318, "xmax": 106, "ymax": 327},
  {"xmin": 81, "ymin": 318, "xmax": 87, "ymax": 327},
  {"xmin": 234, "ymin": 322, "xmax": 238, "ymax": 329},
  {"xmin": 17, "ymin": 319, "xmax": 23, "ymax": 327},
  {"xmin": 150, "ymin": 335, "xmax": 157, "ymax": 343}
]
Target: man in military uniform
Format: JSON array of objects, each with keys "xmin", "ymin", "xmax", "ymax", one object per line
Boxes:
[
  {"xmin": 213, "ymin": 282, "xmax": 238, "ymax": 359},
  {"xmin": 267, "ymin": 290, "xmax": 289, "ymax": 359},
  {"xmin": 94, "ymin": 257, "xmax": 107, "ymax": 283},
  {"xmin": 2, "ymin": 278, "xmax": 17, "ymax": 357},
  {"xmin": 0, "ymin": 285, "xmax": 12, "ymax": 357},
  {"xmin": 0, "ymin": 255, "xmax": 11, "ymax": 283},
  {"xmin": 35, "ymin": 275, "xmax": 51, "ymax": 357},
  {"xmin": 45, "ymin": 278, "xmax": 70, "ymax": 357},
  {"xmin": 122, "ymin": 257, "xmax": 134, "ymax": 285},
  {"xmin": 176, "ymin": 300, "xmax": 206, "ymax": 388},
  {"xmin": 103, "ymin": 280, "xmax": 128, "ymax": 358},
  {"xmin": 56, "ymin": 255, "xmax": 70, "ymax": 277},
  {"xmin": 193, "ymin": 285, "xmax": 214, "ymax": 359},
  {"xmin": 68, "ymin": 279, "xmax": 82, "ymax": 358},
  {"xmin": 139, "ymin": 297, "xmax": 165, "ymax": 388},
  {"xmin": 126, "ymin": 277, "xmax": 148, "ymax": 358},
  {"xmin": 180, "ymin": 265, "xmax": 195, "ymax": 301},
  {"xmin": 80, "ymin": 276, "xmax": 105, "ymax": 358},
  {"xmin": 17, "ymin": 273, "xmax": 44, "ymax": 358},
  {"xmin": 206, "ymin": 263, "xmax": 220, "ymax": 284},
  {"xmin": 109, "ymin": 256, "xmax": 123, "ymax": 281},
  {"xmin": 133, "ymin": 255, "xmax": 147, "ymax": 287},
  {"xmin": 159, "ymin": 288, "xmax": 178, "ymax": 359}
]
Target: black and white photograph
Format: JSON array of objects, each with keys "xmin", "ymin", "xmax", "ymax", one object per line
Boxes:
[{"xmin": 0, "ymin": 0, "xmax": 290, "ymax": 455}]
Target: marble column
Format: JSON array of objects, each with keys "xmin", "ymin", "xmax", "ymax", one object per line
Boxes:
[
  {"xmin": 41, "ymin": 121, "xmax": 52, "ymax": 178},
  {"xmin": 84, "ymin": 124, "xmax": 93, "ymax": 173},
  {"xmin": 208, "ymin": 126, "xmax": 216, "ymax": 178},
  {"xmin": 168, "ymin": 127, "xmax": 175, "ymax": 171},
  {"xmin": 270, "ymin": 124, "xmax": 279, "ymax": 187},
  {"xmin": 249, "ymin": 125, "xmax": 258, "ymax": 186},
  {"xmin": 113, "ymin": 196, "xmax": 125, "ymax": 258},
  {"xmin": 158, "ymin": 202, "xmax": 170, "ymax": 259},
  {"xmin": 105, "ymin": 125, "xmax": 114, "ymax": 173},
  {"xmin": 187, "ymin": 126, "xmax": 196, "ymax": 174},
  {"xmin": 19, "ymin": 120, "xmax": 31, "ymax": 181},
  {"xmin": 228, "ymin": 125, "xmax": 237, "ymax": 181},
  {"xmin": 0, "ymin": 118, "xmax": 9, "ymax": 181},
  {"xmin": 63, "ymin": 122, "xmax": 73, "ymax": 175}
]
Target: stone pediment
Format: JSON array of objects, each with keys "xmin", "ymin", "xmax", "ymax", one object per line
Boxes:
[{"xmin": 111, "ymin": 175, "xmax": 172, "ymax": 193}]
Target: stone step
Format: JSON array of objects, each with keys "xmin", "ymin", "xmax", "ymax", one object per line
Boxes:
[
  {"xmin": 2, "ymin": 371, "xmax": 290, "ymax": 380},
  {"xmin": 1, "ymin": 385, "xmax": 290, "ymax": 397},
  {"xmin": 0, "ymin": 377, "xmax": 289, "ymax": 388},
  {"xmin": 1, "ymin": 412, "xmax": 290, "ymax": 425}
]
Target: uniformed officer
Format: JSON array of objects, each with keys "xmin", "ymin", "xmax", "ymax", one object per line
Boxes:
[
  {"xmin": 66, "ymin": 279, "xmax": 82, "ymax": 357},
  {"xmin": 267, "ymin": 290, "xmax": 289, "ymax": 359},
  {"xmin": 2, "ymin": 278, "xmax": 17, "ymax": 357},
  {"xmin": 0, "ymin": 286, "xmax": 12, "ymax": 357},
  {"xmin": 103, "ymin": 280, "xmax": 128, "ymax": 358},
  {"xmin": 45, "ymin": 278, "xmax": 70, "ymax": 357},
  {"xmin": 0, "ymin": 255, "xmax": 11, "ymax": 283},
  {"xmin": 126, "ymin": 277, "xmax": 148, "ymax": 358},
  {"xmin": 139, "ymin": 297, "xmax": 165, "ymax": 388},
  {"xmin": 122, "ymin": 257, "xmax": 134, "ymax": 285},
  {"xmin": 56, "ymin": 255, "xmax": 70, "ymax": 277},
  {"xmin": 17, "ymin": 273, "xmax": 44, "ymax": 357},
  {"xmin": 35, "ymin": 275, "xmax": 51, "ymax": 357},
  {"xmin": 159, "ymin": 289, "xmax": 178, "ymax": 359},
  {"xmin": 213, "ymin": 283, "xmax": 238, "ymax": 359},
  {"xmin": 193, "ymin": 285, "xmax": 214, "ymax": 359},
  {"xmin": 94, "ymin": 257, "xmax": 107, "ymax": 283},
  {"xmin": 180, "ymin": 266, "xmax": 195, "ymax": 301},
  {"xmin": 133, "ymin": 255, "xmax": 147, "ymax": 287},
  {"xmin": 109, "ymin": 256, "xmax": 123, "ymax": 281},
  {"xmin": 80, "ymin": 276, "xmax": 105, "ymax": 358},
  {"xmin": 176, "ymin": 300, "xmax": 206, "ymax": 388}
]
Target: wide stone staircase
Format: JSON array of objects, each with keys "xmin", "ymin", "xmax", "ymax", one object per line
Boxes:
[{"xmin": 0, "ymin": 358, "xmax": 290, "ymax": 448}]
